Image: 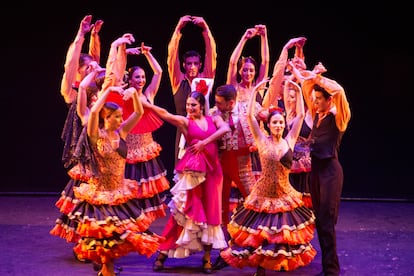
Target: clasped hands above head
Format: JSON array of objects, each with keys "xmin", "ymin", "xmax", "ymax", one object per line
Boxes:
[
  {"xmin": 245, "ymin": 24, "xmax": 267, "ymax": 39},
  {"xmin": 179, "ymin": 15, "xmax": 207, "ymax": 29}
]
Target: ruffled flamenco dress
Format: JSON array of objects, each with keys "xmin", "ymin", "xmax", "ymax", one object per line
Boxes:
[
  {"xmin": 221, "ymin": 138, "xmax": 316, "ymax": 272},
  {"xmin": 106, "ymin": 92, "xmax": 170, "ymax": 224},
  {"xmin": 289, "ymin": 121, "xmax": 313, "ymax": 208},
  {"xmin": 158, "ymin": 117, "xmax": 227, "ymax": 258},
  {"xmin": 51, "ymin": 97, "xmax": 88, "ymax": 245},
  {"xmin": 56, "ymin": 128, "xmax": 164, "ymax": 264}
]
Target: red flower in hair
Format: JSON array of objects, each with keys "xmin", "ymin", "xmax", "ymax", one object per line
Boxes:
[
  {"xmin": 195, "ymin": 79, "xmax": 209, "ymax": 96},
  {"xmin": 268, "ymin": 105, "xmax": 284, "ymax": 114}
]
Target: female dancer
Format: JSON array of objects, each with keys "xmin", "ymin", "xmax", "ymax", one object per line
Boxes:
[
  {"xmin": 148, "ymin": 91, "xmax": 230, "ymax": 274},
  {"xmin": 68, "ymin": 84, "xmax": 164, "ymax": 276},
  {"xmin": 220, "ymin": 79, "xmax": 316, "ymax": 275},
  {"xmin": 105, "ymin": 42, "xmax": 170, "ymax": 228}
]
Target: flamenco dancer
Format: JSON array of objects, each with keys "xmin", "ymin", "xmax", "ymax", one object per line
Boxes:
[{"xmin": 220, "ymin": 79, "xmax": 316, "ymax": 276}]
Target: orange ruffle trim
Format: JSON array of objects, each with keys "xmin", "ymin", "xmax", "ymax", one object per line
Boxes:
[
  {"xmin": 50, "ymin": 223, "xmax": 80, "ymax": 243},
  {"xmin": 76, "ymin": 211, "xmax": 154, "ymax": 238},
  {"xmin": 136, "ymin": 177, "xmax": 170, "ymax": 199},
  {"xmin": 67, "ymin": 165, "xmax": 92, "ymax": 182},
  {"xmin": 227, "ymin": 223, "xmax": 315, "ymax": 248},
  {"xmin": 221, "ymin": 246, "xmax": 317, "ymax": 271},
  {"xmin": 126, "ymin": 142, "xmax": 162, "ymax": 163},
  {"xmin": 73, "ymin": 231, "xmax": 165, "ymax": 264},
  {"xmin": 74, "ymin": 179, "xmax": 139, "ymax": 205},
  {"xmin": 54, "ymin": 194, "xmax": 78, "ymax": 214},
  {"xmin": 243, "ymin": 193, "xmax": 305, "ymax": 213}
]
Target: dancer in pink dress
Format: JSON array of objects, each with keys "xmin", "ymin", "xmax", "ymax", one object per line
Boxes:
[{"xmin": 144, "ymin": 91, "xmax": 230, "ymax": 274}]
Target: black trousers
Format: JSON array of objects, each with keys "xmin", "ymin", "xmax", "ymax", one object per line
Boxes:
[{"xmin": 310, "ymin": 157, "xmax": 343, "ymax": 276}]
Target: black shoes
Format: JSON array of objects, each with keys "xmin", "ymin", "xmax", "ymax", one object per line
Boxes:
[
  {"xmin": 93, "ymin": 262, "xmax": 102, "ymax": 271},
  {"xmin": 254, "ymin": 266, "xmax": 266, "ymax": 276},
  {"xmin": 73, "ymin": 249, "xmax": 91, "ymax": 263},
  {"xmin": 202, "ymin": 257, "xmax": 213, "ymax": 274},
  {"xmin": 212, "ymin": 255, "xmax": 229, "ymax": 270},
  {"xmin": 153, "ymin": 252, "xmax": 167, "ymax": 271},
  {"xmin": 94, "ymin": 263, "xmax": 122, "ymax": 275}
]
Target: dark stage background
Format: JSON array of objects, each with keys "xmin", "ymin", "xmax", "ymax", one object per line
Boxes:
[{"xmin": 2, "ymin": 2, "xmax": 413, "ymax": 200}]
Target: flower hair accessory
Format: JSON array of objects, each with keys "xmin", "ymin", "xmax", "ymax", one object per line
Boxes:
[
  {"xmin": 191, "ymin": 78, "xmax": 214, "ymax": 97},
  {"xmin": 268, "ymin": 105, "xmax": 285, "ymax": 114},
  {"xmin": 191, "ymin": 77, "xmax": 214, "ymax": 111},
  {"xmin": 195, "ymin": 79, "xmax": 208, "ymax": 96}
]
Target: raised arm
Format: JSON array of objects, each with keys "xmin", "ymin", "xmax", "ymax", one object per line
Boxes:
[
  {"xmin": 88, "ymin": 86, "xmax": 124, "ymax": 144},
  {"xmin": 167, "ymin": 15, "xmax": 192, "ymax": 93},
  {"xmin": 100, "ymin": 33, "xmax": 135, "ymax": 94},
  {"xmin": 226, "ymin": 27, "xmax": 257, "ymax": 85},
  {"xmin": 143, "ymin": 101, "xmax": 188, "ymax": 134},
  {"xmin": 60, "ymin": 15, "xmax": 94, "ymax": 104},
  {"xmin": 88, "ymin": 19, "xmax": 103, "ymax": 64},
  {"xmin": 247, "ymin": 78, "xmax": 269, "ymax": 142},
  {"xmin": 119, "ymin": 87, "xmax": 144, "ymax": 138},
  {"xmin": 302, "ymin": 74, "xmax": 351, "ymax": 132},
  {"xmin": 284, "ymin": 80, "xmax": 305, "ymax": 149},
  {"xmin": 77, "ymin": 61, "xmax": 104, "ymax": 125},
  {"xmin": 193, "ymin": 16, "xmax": 217, "ymax": 78},
  {"xmin": 255, "ymin": 24, "xmax": 270, "ymax": 84},
  {"xmin": 140, "ymin": 43, "xmax": 163, "ymax": 103},
  {"xmin": 262, "ymin": 37, "xmax": 306, "ymax": 108}
]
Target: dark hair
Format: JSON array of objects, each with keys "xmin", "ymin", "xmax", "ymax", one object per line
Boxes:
[
  {"xmin": 267, "ymin": 109, "xmax": 286, "ymax": 124},
  {"xmin": 215, "ymin": 84, "xmax": 237, "ymax": 101},
  {"xmin": 238, "ymin": 56, "xmax": 258, "ymax": 72},
  {"xmin": 313, "ymin": 84, "xmax": 331, "ymax": 99},
  {"xmin": 84, "ymin": 70, "xmax": 105, "ymax": 107},
  {"xmin": 188, "ymin": 91, "xmax": 206, "ymax": 115},
  {"xmin": 85, "ymin": 84, "xmax": 98, "ymax": 107},
  {"xmin": 267, "ymin": 109, "xmax": 288, "ymax": 137},
  {"xmin": 94, "ymin": 70, "xmax": 106, "ymax": 89},
  {"xmin": 79, "ymin": 53, "xmax": 93, "ymax": 68},
  {"xmin": 125, "ymin": 66, "xmax": 145, "ymax": 82},
  {"xmin": 99, "ymin": 102, "xmax": 120, "ymax": 128},
  {"xmin": 183, "ymin": 50, "xmax": 202, "ymax": 62},
  {"xmin": 237, "ymin": 56, "xmax": 259, "ymax": 83}
]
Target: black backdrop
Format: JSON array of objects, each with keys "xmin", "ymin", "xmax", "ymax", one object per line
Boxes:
[{"xmin": 2, "ymin": 1, "xmax": 413, "ymax": 200}]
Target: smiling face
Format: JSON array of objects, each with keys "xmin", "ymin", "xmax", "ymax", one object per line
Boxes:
[
  {"xmin": 186, "ymin": 96, "xmax": 203, "ymax": 118},
  {"xmin": 129, "ymin": 67, "xmax": 146, "ymax": 90},
  {"xmin": 267, "ymin": 112, "xmax": 285, "ymax": 139},
  {"xmin": 239, "ymin": 61, "xmax": 256, "ymax": 84}
]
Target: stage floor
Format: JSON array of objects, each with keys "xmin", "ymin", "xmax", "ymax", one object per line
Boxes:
[{"xmin": 1, "ymin": 195, "xmax": 413, "ymax": 276}]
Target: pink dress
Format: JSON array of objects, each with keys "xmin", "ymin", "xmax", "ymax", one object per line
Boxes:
[{"xmin": 158, "ymin": 116, "xmax": 227, "ymax": 258}]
